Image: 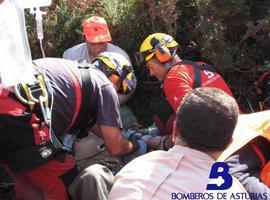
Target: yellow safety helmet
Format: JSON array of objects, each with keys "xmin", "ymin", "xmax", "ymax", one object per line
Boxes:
[
  {"xmin": 135, "ymin": 33, "xmax": 178, "ymax": 66},
  {"xmin": 94, "ymin": 52, "xmax": 136, "ymax": 95}
]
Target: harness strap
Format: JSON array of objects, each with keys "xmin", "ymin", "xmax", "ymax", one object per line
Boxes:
[
  {"xmin": 193, "ymin": 64, "xmax": 202, "ymax": 89},
  {"xmin": 178, "ymin": 60, "xmax": 216, "ymax": 89},
  {"xmin": 14, "ymin": 69, "xmax": 49, "ymax": 111},
  {"xmin": 69, "ymin": 62, "xmax": 96, "ymax": 138}
]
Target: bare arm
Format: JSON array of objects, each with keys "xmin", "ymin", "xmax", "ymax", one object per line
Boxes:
[
  {"xmin": 89, "ymin": 124, "xmax": 102, "ymax": 137},
  {"xmin": 99, "ymin": 125, "xmax": 139, "ymax": 156}
]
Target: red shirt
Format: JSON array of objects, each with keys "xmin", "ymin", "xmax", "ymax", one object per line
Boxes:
[{"xmin": 164, "ymin": 62, "xmax": 234, "ymax": 112}]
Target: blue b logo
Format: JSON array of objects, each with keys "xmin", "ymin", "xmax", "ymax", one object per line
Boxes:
[{"xmin": 206, "ymin": 162, "xmax": 232, "ymax": 190}]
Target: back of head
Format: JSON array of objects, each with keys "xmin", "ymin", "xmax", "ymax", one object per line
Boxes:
[
  {"xmin": 83, "ymin": 16, "xmax": 112, "ymax": 43},
  {"xmin": 93, "ymin": 52, "xmax": 136, "ymax": 95},
  {"xmin": 176, "ymin": 87, "xmax": 239, "ymax": 152}
]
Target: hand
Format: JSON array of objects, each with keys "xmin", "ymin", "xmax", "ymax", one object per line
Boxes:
[
  {"xmin": 121, "ymin": 129, "xmax": 145, "ymax": 140},
  {"xmin": 121, "ymin": 129, "xmax": 134, "ymax": 139},
  {"xmin": 122, "ymin": 139, "xmax": 147, "ymax": 163}
]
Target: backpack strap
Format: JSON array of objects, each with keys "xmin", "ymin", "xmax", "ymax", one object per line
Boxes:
[{"xmin": 178, "ymin": 60, "xmax": 216, "ymax": 89}]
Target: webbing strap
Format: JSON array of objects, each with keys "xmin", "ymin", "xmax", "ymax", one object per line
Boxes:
[
  {"xmin": 78, "ymin": 66, "xmax": 95, "ymax": 129},
  {"xmin": 70, "ymin": 62, "xmax": 96, "ymax": 138},
  {"xmin": 178, "ymin": 60, "xmax": 216, "ymax": 89},
  {"xmin": 193, "ymin": 64, "xmax": 201, "ymax": 89}
]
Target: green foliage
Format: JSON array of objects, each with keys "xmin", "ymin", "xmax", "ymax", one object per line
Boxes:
[
  {"xmin": 26, "ymin": 0, "xmax": 86, "ymax": 58},
  {"xmin": 26, "ymin": 0, "xmax": 270, "ymax": 118},
  {"xmin": 192, "ymin": 0, "xmax": 270, "ymax": 112}
]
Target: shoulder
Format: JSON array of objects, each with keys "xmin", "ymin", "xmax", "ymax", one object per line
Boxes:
[
  {"xmin": 65, "ymin": 43, "xmax": 86, "ymax": 52},
  {"xmin": 169, "ymin": 62, "xmax": 193, "ymax": 75},
  {"xmin": 63, "ymin": 43, "xmax": 87, "ymax": 59},
  {"xmin": 106, "ymin": 43, "xmax": 131, "ymax": 62},
  {"xmin": 89, "ymin": 67, "xmax": 111, "ymax": 85},
  {"xmin": 165, "ymin": 62, "xmax": 196, "ymax": 82},
  {"xmin": 34, "ymin": 58, "xmax": 80, "ymax": 81},
  {"xmin": 34, "ymin": 57, "xmax": 77, "ymax": 69},
  {"xmin": 118, "ymin": 150, "xmax": 172, "ymax": 174},
  {"xmin": 89, "ymin": 67, "xmax": 116, "ymax": 93},
  {"xmin": 164, "ymin": 66, "xmax": 189, "ymax": 86}
]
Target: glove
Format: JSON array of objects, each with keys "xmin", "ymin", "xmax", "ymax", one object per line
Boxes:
[
  {"xmin": 121, "ymin": 129, "xmax": 146, "ymax": 140},
  {"xmin": 123, "ymin": 139, "xmax": 147, "ymax": 163},
  {"xmin": 139, "ymin": 122, "xmax": 159, "ymax": 136},
  {"xmin": 122, "ymin": 123, "xmax": 160, "ymax": 140},
  {"xmin": 121, "ymin": 129, "xmax": 134, "ymax": 139},
  {"xmin": 135, "ymin": 139, "xmax": 147, "ymax": 155}
]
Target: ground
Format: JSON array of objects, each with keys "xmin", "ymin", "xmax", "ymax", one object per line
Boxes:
[{"xmin": 0, "ymin": 165, "xmax": 14, "ymax": 200}]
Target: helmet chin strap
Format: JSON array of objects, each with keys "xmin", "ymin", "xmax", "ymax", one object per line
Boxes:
[{"xmin": 163, "ymin": 62, "xmax": 172, "ymax": 71}]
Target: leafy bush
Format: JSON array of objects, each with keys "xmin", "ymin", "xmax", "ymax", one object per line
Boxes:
[
  {"xmin": 26, "ymin": 0, "xmax": 270, "ymax": 121},
  {"xmin": 193, "ymin": 0, "xmax": 270, "ymax": 112}
]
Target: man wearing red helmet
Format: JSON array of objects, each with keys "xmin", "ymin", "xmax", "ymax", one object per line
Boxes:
[
  {"xmin": 63, "ymin": 16, "xmax": 134, "ymax": 106},
  {"xmin": 63, "ymin": 16, "xmax": 130, "ymax": 63},
  {"xmin": 62, "ymin": 17, "xmax": 138, "ymax": 164}
]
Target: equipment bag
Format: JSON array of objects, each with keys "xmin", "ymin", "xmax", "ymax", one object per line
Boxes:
[{"xmin": 0, "ymin": 88, "xmax": 65, "ymax": 173}]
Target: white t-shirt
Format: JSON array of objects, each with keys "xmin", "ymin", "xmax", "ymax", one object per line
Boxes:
[{"xmin": 63, "ymin": 42, "xmax": 131, "ymax": 63}]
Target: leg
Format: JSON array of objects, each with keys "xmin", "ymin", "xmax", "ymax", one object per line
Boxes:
[
  {"xmin": 152, "ymin": 100, "xmax": 175, "ymax": 135},
  {"xmin": 24, "ymin": 154, "xmax": 77, "ymax": 200},
  {"xmin": 2, "ymin": 164, "xmax": 43, "ymax": 200},
  {"xmin": 68, "ymin": 164, "xmax": 114, "ymax": 200}
]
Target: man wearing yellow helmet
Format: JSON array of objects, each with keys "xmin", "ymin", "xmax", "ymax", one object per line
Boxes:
[
  {"xmin": 0, "ymin": 56, "xmax": 145, "ymax": 200},
  {"xmin": 69, "ymin": 52, "xmax": 140, "ymax": 167},
  {"xmin": 39, "ymin": 57, "xmax": 145, "ymax": 198},
  {"xmin": 93, "ymin": 52, "xmax": 136, "ymax": 96},
  {"xmin": 63, "ymin": 17, "xmax": 138, "ymax": 132},
  {"xmin": 135, "ymin": 33, "xmax": 237, "ymax": 148},
  {"xmin": 0, "ymin": 1, "xmax": 141, "ymax": 199}
]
